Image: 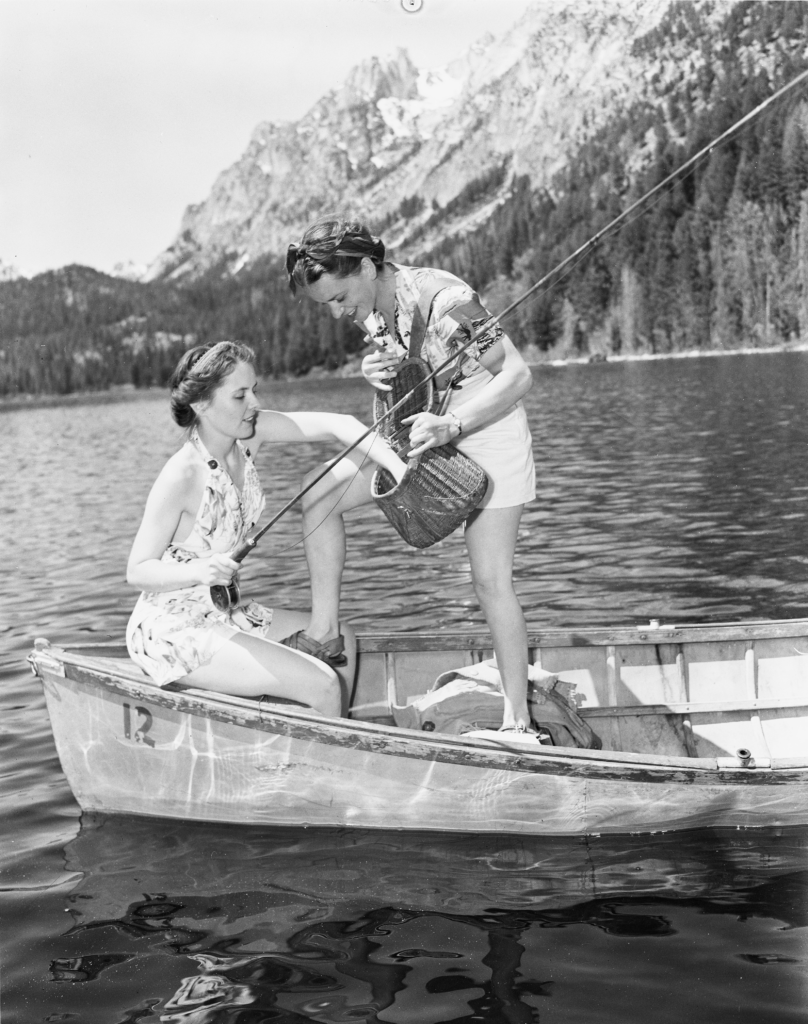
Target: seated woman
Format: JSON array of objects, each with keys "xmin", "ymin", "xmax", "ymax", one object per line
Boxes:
[
  {"xmin": 125, "ymin": 340, "xmax": 406, "ymax": 717},
  {"xmin": 286, "ymin": 217, "xmax": 536, "ymax": 732}
]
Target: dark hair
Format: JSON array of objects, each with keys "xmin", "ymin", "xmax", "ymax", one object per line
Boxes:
[
  {"xmin": 286, "ymin": 216, "xmax": 386, "ymax": 294},
  {"xmin": 169, "ymin": 341, "xmax": 255, "ymax": 428}
]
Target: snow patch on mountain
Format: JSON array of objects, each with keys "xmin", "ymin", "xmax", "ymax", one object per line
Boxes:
[{"xmin": 143, "ymin": 0, "xmax": 724, "ymax": 282}]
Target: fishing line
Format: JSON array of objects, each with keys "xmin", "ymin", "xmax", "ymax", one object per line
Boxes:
[
  {"xmin": 224, "ymin": 65, "xmax": 808, "ymax": 581},
  {"xmin": 248, "ymin": 434, "xmax": 376, "ymax": 558},
  {"xmin": 481, "ymin": 65, "xmax": 808, "ymax": 420},
  {"xmin": 466, "ymin": 65, "xmax": 808, "ymax": 345}
]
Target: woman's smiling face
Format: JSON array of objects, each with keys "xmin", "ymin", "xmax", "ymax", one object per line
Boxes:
[{"xmin": 303, "ymin": 258, "xmax": 379, "ymax": 323}]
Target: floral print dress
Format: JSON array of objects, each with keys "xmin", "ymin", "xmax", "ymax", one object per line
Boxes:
[{"xmin": 126, "ymin": 429, "xmax": 273, "ymax": 687}]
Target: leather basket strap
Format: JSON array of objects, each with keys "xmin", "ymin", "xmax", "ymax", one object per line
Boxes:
[{"xmin": 408, "ymin": 269, "xmax": 471, "ymax": 359}]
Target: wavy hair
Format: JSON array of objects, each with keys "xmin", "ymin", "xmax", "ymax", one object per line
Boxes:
[
  {"xmin": 169, "ymin": 341, "xmax": 256, "ymax": 428},
  {"xmin": 286, "ymin": 216, "xmax": 386, "ymax": 294}
]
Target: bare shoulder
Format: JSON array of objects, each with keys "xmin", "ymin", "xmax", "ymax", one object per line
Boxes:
[
  {"xmin": 148, "ymin": 442, "xmax": 205, "ymax": 510},
  {"xmin": 163, "ymin": 440, "xmax": 202, "ymax": 479}
]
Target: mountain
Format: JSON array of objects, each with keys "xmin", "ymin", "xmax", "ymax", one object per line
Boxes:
[
  {"xmin": 5, "ymin": 0, "xmax": 808, "ymax": 396},
  {"xmin": 146, "ymin": 0, "xmax": 679, "ymax": 280}
]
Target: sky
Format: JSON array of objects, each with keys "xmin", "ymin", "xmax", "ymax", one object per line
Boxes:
[{"xmin": 0, "ymin": 0, "xmax": 537, "ymax": 278}]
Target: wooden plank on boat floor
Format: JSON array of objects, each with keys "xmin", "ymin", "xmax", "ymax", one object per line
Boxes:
[
  {"xmin": 529, "ymin": 645, "xmax": 609, "ymax": 708},
  {"xmin": 617, "ymin": 642, "xmax": 687, "ymax": 704},
  {"xmin": 609, "ymin": 710, "xmax": 691, "ymax": 759},
  {"xmin": 351, "ymin": 650, "xmax": 387, "ymax": 715},
  {"xmin": 756, "ymin": 635, "xmax": 808, "ymax": 701},
  {"xmin": 685, "ymin": 640, "xmax": 747, "ymax": 704},
  {"xmin": 387, "ymin": 648, "xmax": 475, "ymax": 705},
  {"xmin": 757, "ymin": 707, "xmax": 808, "ymax": 758}
]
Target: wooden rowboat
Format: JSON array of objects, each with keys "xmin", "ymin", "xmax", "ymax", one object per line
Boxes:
[{"xmin": 28, "ymin": 618, "xmax": 808, "ymax": 835}]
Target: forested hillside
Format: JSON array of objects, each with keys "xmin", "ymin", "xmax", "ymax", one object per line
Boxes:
[
  {"xmin": 420, "ymin": 0, "xmax": 808, "ymax": 358},
  {"xmin": 0, "ymin": 261, "xmax": 362, "ymax": 395},
  {"xmin": 3, "ymin": 1, "xmax": 808, "ymax": 397}
]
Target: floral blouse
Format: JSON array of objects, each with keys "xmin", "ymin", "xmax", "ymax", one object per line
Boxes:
[{"xmin": 361, "ymin": 264, "xmax": 505, "ymax": 394}]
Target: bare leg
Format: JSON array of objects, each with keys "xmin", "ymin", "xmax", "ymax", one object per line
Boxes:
[
  {"xmin": 267, "ymin": 607, "xmax": 356, "ymax": 715},
  {"xmin": 300, "ymin": 454, "xmax": 376, "ymax": 642},
  {"xmin": 463, "ymin": 504, "xmax": 530, "ymax": 730},
  {"xmin": 184, "ymin": 632, "xmax": 341, "ymax": 717}
]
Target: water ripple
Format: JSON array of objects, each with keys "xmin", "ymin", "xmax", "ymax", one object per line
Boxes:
[{"xmin": 4, "ymin": 353, "xmax": 808, "ymax": 648}]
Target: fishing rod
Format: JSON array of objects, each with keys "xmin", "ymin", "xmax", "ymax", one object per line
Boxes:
[
  {"xmin": 211, "ymin": 65, "xmax": 808, "ymax": 610},
  {"xmin": 211, "ymin": 316, "xmax": 502, "ymax": 608},
  {"xmin": 474, "ymin": 64, "xmax": 808, "ymax": 341}
]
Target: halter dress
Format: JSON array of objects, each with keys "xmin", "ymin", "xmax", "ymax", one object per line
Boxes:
[
  {"xmin": 126, "ymin": 429, "xmax": 273, "ymax": 687},
  {"xmin": 361, "ymin": 264, "xmax": 535, "ymax": 509}
]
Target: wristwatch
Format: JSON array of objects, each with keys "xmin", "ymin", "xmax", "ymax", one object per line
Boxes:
[{"xmin": 447, "ymin": 411, "xmax": 463, "ymax": 437}]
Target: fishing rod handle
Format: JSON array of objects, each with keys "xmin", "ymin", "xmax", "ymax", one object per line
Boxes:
[
  {"xmin": 209, "ymin": 536, "xmax": 256, "ymax": 611},
  {"xmin": 231, "ymin": 535, "xmax": 257, "ymax": 563},
  {"xmin": 209, "ymin": 584, "xmax": 233, "ymax": 612}
]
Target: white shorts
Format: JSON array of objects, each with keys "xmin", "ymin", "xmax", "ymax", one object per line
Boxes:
[{"xmin": 453, "ymin": 401, "xmax": 536, "ymax": 509}]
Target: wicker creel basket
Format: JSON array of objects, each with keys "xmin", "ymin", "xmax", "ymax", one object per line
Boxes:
[
  {"xmin": 372, "ymin": 447, "xmax": 489, "ymax": 548},
  {"xmin": 372, "ymin": 357, "xmax": 438, "ymax": 455},
  {"xmin": 370, "ymin": 357, "xmax": 489, "ymax": 548}
]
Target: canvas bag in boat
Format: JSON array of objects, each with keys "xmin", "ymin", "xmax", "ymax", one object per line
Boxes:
[{"xmin": 391, "ymin": 659, "xmax": 602, "ymax": 749}]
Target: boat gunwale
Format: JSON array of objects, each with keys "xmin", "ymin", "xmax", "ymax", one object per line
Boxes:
[
  {"xmin": 33, "ymin": 616, "xmax": 808, "ymax": 658},
  {"xmin": 359, "ymin": 618, "xmax": 808, "ymax": 650},
  {"xmin": 31, "ymin": 641, "xmax": 808, "ymax": 786}
]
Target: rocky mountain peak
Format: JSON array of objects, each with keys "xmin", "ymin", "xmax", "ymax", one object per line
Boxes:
[
  {"xmin": 340, "ymin": 48, "xmax": 420, "ymax": 106},
  {"xmin": 142, "ymin": 0, "xmax": 715, "ymax": 282}
]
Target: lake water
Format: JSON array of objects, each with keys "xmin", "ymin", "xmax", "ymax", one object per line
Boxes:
[{"xmin": 2, "ymin": 353, "xmax": 807, "ymax": 1022}]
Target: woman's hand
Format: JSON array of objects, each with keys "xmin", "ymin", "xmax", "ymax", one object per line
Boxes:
[
  {"xmin": 402, "ymin": 412, "xmax": 460, "ymax": 457},
  {"xmin": 194, "ymin": 552, "xmax": 241, "ymax": 587},
  {"xmin": 362, "ymin": 349, "xmax": 402, "ymax": 391}
]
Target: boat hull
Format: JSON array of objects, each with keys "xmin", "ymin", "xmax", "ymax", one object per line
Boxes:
[{"xmin": 36, "ymin": 651, "xmax": 808, "ymax": 835}]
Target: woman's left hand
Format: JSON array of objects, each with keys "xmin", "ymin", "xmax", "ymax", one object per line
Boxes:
[{"xmin": 402, "ymin": 412, "xmax": 458, "ymax": 457}]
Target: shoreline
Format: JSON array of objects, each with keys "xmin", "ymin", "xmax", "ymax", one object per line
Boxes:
[
  {"xmin": 4, "ymin": 342, "xmax": 808, "ymax": 412},
  {"xmin": 541, "ymin": 341, "xmax": 808, "ymax": 368}
]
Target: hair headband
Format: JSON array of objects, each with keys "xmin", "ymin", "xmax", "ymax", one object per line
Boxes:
[
  {"xmin": 286, "ymin": 232, "xmax": 383, "ymax": 275},
  {"xmin": 190, "ymin": 341, "xmax": 232, "ymax": 376}
]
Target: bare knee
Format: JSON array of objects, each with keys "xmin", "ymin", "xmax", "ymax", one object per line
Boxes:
[
  {"xmin": 218, "ymin": 633, "xmax": 344, "ymax": 717},
  {"xmin": 471, "ymin": 570, "xmax": 513, "ymax": 604},
  {"xmin": 297, "ymin": 669, "xmax": 342, "ymax": 717},
  {"xmin": 302, "ymin": 471, "xmax": 336, "ymax": 514},
  {"xmin": 321, "ymin": 680, "xmax": 342, "ymax": 718}
]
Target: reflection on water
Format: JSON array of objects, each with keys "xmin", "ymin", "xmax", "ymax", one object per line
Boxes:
[
  {"xmin": 26, "ymin": 817, "xmax": 808, "ymax": 1023},
  {"xmin": 4, "ymin": 353, "xmax": 808, "ymax": 1022}
]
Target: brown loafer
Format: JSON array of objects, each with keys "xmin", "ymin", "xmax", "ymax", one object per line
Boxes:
[{"xmin": 280, "ymin": 630, "xmax": 348, "ymax": 668}]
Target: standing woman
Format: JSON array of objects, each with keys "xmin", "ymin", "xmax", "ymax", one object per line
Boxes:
[
  {"xmin": 125, "ymin": 340, "xmax": 406, "ymax": 716},
  {"xmin": 286, "ymin": 217, "xmax": 536, "ymax": 732}
]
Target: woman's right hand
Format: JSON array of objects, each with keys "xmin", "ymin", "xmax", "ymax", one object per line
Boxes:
[
  {"xmin": 362, "ymin": 349, "xmax": 402, "ymax": 391},
  {"xmin": 195, "ymin": 552, "xmax": 241, "ymax": 587}
]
